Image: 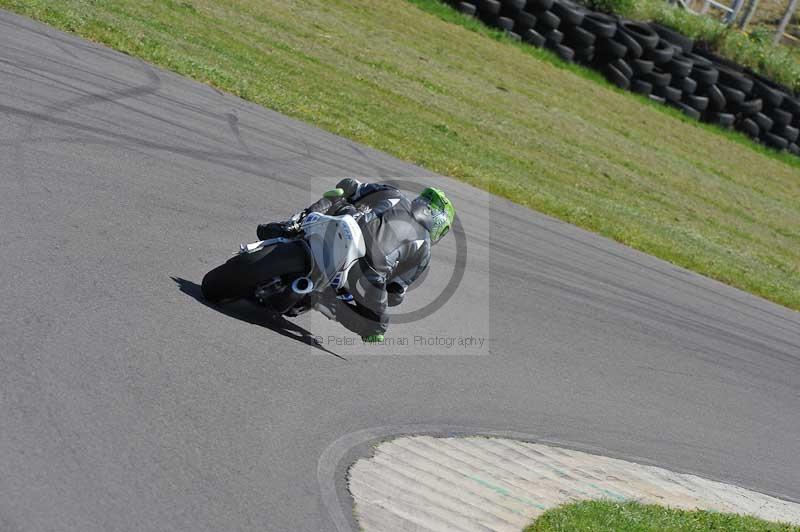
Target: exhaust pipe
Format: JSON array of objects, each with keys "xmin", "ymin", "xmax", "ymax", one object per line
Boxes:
[{"xmin": 291, "ymin": 276, "xmax": 314, "ymax": 295}]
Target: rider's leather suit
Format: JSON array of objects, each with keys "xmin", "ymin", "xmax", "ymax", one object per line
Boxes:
[{"xmin": 259, "ymin": 179, "xmax": 431, "ymax": 337}]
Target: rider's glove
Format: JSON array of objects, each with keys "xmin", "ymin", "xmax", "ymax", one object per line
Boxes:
[{"xmin": 362, "ymin": 334, "xmax": 384, "ymax": 343}]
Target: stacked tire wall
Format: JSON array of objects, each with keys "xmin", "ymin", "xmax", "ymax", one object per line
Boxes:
[{"xmin": 450, "ymin": 0, "xmax": 800, "ymax": 156}]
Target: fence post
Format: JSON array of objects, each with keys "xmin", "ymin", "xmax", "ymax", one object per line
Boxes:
[
  {"xmin": 737, "ymin": 0, "xmax": 759, "ymax": 29},
  {"xmin": 774, "ymin": 0, "xmax": 798, "ymax": 44}
]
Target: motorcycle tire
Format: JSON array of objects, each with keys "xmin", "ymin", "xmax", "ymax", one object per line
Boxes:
[{"xmin": 201, "ymin": 242, "xmax": 309, "ymax": 303}]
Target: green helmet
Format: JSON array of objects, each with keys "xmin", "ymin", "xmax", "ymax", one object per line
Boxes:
[{"xmin": 418, "ymin": 187, "xmax": 455, "ymax": 242}]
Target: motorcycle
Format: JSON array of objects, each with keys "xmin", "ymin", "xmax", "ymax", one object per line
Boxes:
[{"xmin": 201, "ymin": 210, "xmax": 366, "ymax": 317}]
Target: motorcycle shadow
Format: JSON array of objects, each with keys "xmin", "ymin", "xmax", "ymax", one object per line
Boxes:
[{"xmin": 171, "ymin": 277, "xmax": 345, "ymax": 360}]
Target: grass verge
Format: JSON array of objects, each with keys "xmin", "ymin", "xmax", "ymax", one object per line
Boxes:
[
  {"xmin": 2, "ymin": 0, "xmax": 799, "ymax": 310},
  {"xmin": 525, "ymin": 500, "xmax": 800, "ymax": 531}
]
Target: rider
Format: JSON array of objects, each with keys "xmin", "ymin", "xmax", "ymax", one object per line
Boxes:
[{"xmin": 257, "ymin": 179, "xmax": 455, "ymax": 343}]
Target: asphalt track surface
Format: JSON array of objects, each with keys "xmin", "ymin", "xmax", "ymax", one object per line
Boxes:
[{"xmin": 0, "ymin": 9, "xmax": 798, "ymax": 532}]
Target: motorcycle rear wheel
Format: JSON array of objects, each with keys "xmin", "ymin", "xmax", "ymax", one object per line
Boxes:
[{"xmin": 201, "ymin": 242, "xmax": 309, "ymax": 303}]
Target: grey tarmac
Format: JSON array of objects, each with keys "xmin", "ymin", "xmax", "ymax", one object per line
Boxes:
[{"xmin": 0, "ymin": 9, "xmax": 798, "ymax": 532}]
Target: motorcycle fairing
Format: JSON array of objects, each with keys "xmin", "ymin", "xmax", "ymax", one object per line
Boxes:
[{"xmin": 301, "ymin": 212, "xmax": 366, "ymax": 288}]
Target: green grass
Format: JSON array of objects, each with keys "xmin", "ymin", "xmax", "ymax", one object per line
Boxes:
[
  {"xmin": 525, "ymin": 500, "xmax": 800, "ymax": 531},
  {"xmin": 2, "ymin": 0, "xmax": 800, "ymax": 310}
]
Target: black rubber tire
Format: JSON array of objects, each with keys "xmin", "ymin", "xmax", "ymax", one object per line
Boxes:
[
  {"xmin": 648, "ymin": 94, "xmax": 666, "ymax": 104},
  {"xmin": 201, "ymin": 243, "xmax": 309, "ymax": 303},
  {"xmin": 773, "ymin": 124, "xmax": 800, "ymax": 143},
  {"xmin": 479, "ymin": 0, "xmax": 502, "ymax": 16},
  {"xmin": 631, "ymin": 79, "xmax": 653, "ymax": 95},
  {"xmin": 619, "ymin": 20, "xmax": 659, "ymax": 50},
  {"xmin": 564, "ymin": 25, "xmax": 596, "ymax": 47},
  {"xmin": 718, "ymin": 84, "xmax": 746, "ymax": 105},
  {"xmin": 457, "ymin": 2, "xmax": 478, "ymax": 16},
  {"xmin": 766, "ymin": 106, "xmax": 793, "ymax": 127},
  {"xmin": 717, "ymin": 66, "xmax": 754, "ymax": 94},
  {"xmin": 737, "ymin": 117, "xmax": 760, "ymax": 138},
  {"xmin": 671, "ymin": 101, "xmax": 701, "ymax": 120},
  {"xmin": 672, "ymin": 75, "xmax": 697, "ymax": 95},
  {"xmin": 752, "ymin": 79, "xmax": 785, "ymax": 108},
  {"xmin": 682, "ymin": 51, "xmax": 712, "ymax": 66},
  {"xmin": 644, "ymin": 67, "xmax": 671, "ymax": 87},
  {"xmin": 762, "ymin": 131, "xmax": 789, "ymax": 150},
  {"xmin": 506, "ymin": 30, "xmax": 522, "ymax": 41},
  {"xmin": 788, "ymin": 143, "xmax": 800, "ymax": 155},
  {"xmin": 650, "ymin": 22, "xmax": 693, "ymax": 53},
  {"xmin": 493, "ymin": 15, "xmax": 515, "ymax": 30},
  {"xmin": 514, "ymin": 11, "xmax": 538, "ymax": 31},
  {"xmin": 544, "ymin": 28, "xmax": 564, "ymax": 45},
  {"xmin": 736, "ymin": 98, "xmax": 763, "ymax": 116},
  {"xmin": 549, "ymin": 42, "xmax": 575, "ymax": 62},
  {"xmin": 745, "ymin": 67, "xmax": 794, "ymax": 93},
  {"xmin": 643, "ymin": 39, "xmax": 675, "ymax": 64},
  {"xmin": 525, "ymin": 0, "xmax": 554, "ymax": 11},
  {"xmin": 596, "ymin": 37, "xmax": 627, "ymax": 60},
  {"xmin": 706, "ymin": 112, "xmax": 735, "ymax": 128},
  {"xmin": 603, "ymin": 63, "xmax": 630, "ymax": 89},
  {"xmin": 613, "ymin": 28, "xmax": 643, "ymax": 59},
  {"xmin": 581, "ymin": 12, "xmax": 617, "ymax": 38},
  {"xmin": 702, "ymin": 84, "xmax": 727, "ymax": 111},
  {"xmin": 502, "ymin": 0, "xmax": 527, "ymax": 11},
  {"xmin": 752, "ymin": 112, "xmax": 774, "ymax": 132},
  {"xmin": 551, "ymin": 0, "xmax": 585, "ymax": 26},
  {"xmin": 781, "ymin": 95, "xmax": 800, "ymax": 115},
  {"xmin": 666, "ymin": 43, "xmax": 684, "ymax": 57},
  {"xmin": 654, "ymin": 84, "xmax": 682, "ymax": 102},
  {"xmin": 694, "ymin": 48, "xmax": 740, "ymax": 71},
  {"xmin": 535, "ymin": 9, "xmax": 561, "ymax": 28},
  {"xmin": 523, "ymin": 28, "xmax": 547, "ymax": 46},
  {"xmin": 689, "ymin": 63, "xmax": 719, "ymax": 85},
  {"xmin": 610, "ymin": 58, "xmax": 633, "ymax": 79},
  {"xmin": 573, "ymin": 44, "xmax": 595, "ymax": 63},
  {"xmin": 666, "ymin": 55, "xmax": 693, "ymax": 78},
  {"xmin": 631, "ymin": 58, "xmax": 654, "ymax": 76}
]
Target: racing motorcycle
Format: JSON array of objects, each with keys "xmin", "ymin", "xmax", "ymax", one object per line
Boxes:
[{"xmin": 201, "ymin": 209, "xmax": 365, "ymax": 317}]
